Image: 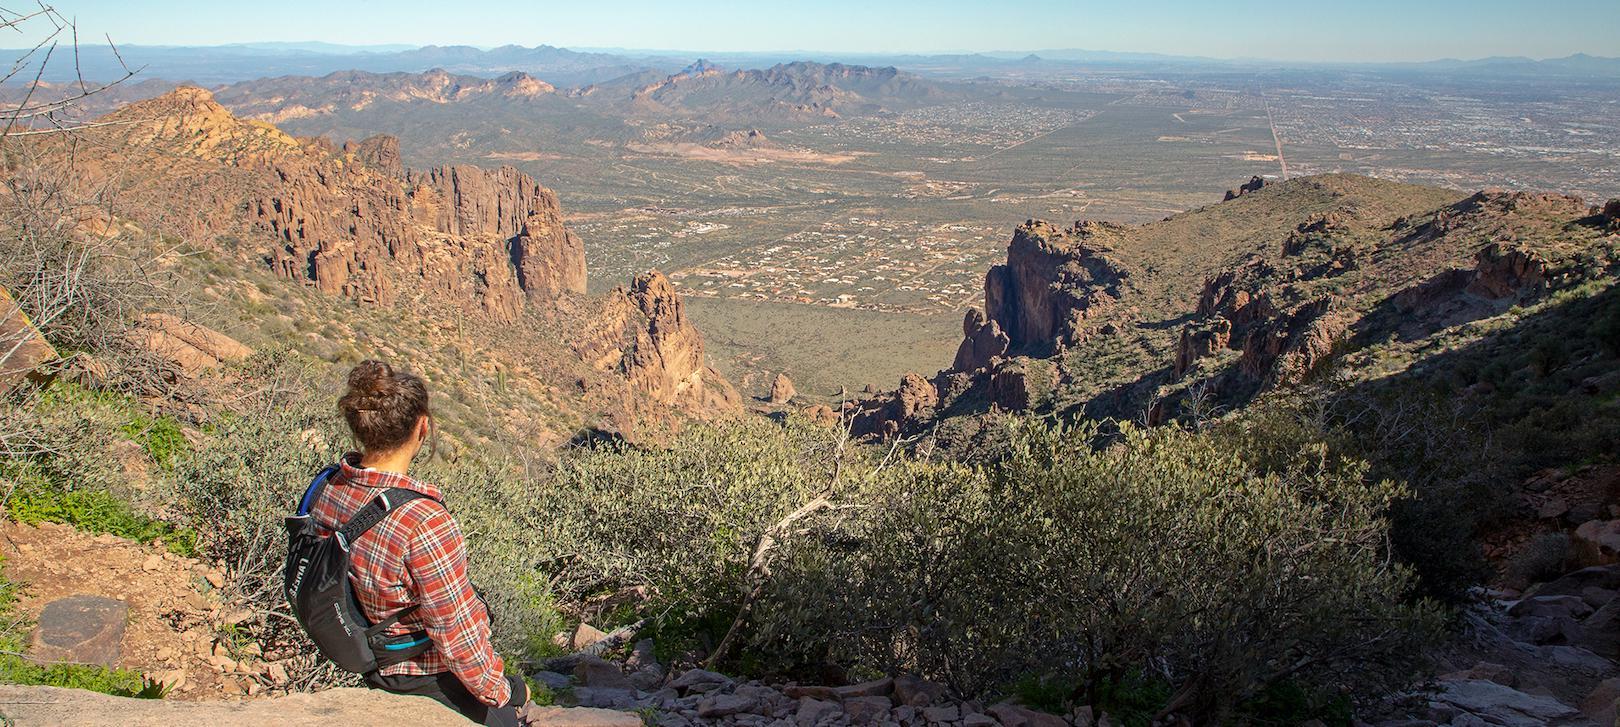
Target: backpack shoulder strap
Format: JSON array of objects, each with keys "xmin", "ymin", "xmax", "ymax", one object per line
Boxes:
[
  {"xmin": 295, "ymin": 465, "xmax": 341, "ymax": 516},
  {"xmin": 334, "ymin": 488, "xmax": 436, "ymax": 550}
]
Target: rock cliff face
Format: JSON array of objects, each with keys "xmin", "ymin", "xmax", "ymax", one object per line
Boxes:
[
  {"xmin": 72, "ymin": 87, "xmax": 738, "ymax": 429},
  {"xmin": 859, "ymin": 175, "xmax": 1620, "ymax": 440},
  {"xmin": 973, "ymin": 220, "xmax": 1132, "ymax": 365},
  {"xmin": 106, "ymin": 87, "xmax": 586, "ymax": 322},
  {"xmin": 576, "ymin": 272, "xmax": 741, "ymax": 416}
]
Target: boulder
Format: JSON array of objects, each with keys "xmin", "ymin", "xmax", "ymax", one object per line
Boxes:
[
  {"xmin": 1439, "ymin": 662, "xmax": 1516, "ymax": 689},
  {"xmin": 567, "ymin": 687, "xmax": 637, "ymax": 709},
  {"xmin": 1580, "ymin": 677, "xmax": 1620, "ymax": 725},
  {"xmin": 670, "ymin": 669, "xmax": 734, "ymax": 695},
  {"xmin": 572, "ymin": 622, "xmax": 611, "ymax": 650},
  {"xmin": 1529, "ymin": 565, "xmax": 1620, "ymax": 599},
  {"xmin": 769, "ymin": 373, "xmax": 797, "ymax": 404},
  {"xmin": 833, "ymin": 677, "xmax": 894, "ymax": 699},
  {"xmin": 794, "ymin": 697, "xmax": 841, "ymax": 727},
  {"xmin": 892, "ymin": 675, "xmax": 947, "ymax": 707},
  {"xmin": 533, "ymin": 670, "xmax": 573, "ymax": 691},
  {"xmin": 1580, "ymin": 596, "xmax": 1619, "ymax": 658},
  {"xmin": 30, "ymin": 596, "xmax": 127, "ymax": 668},
  {"xmin": 0, "ymin": 285, "xmax": 57, "ymax": 393},
  {"xmin": 1573, "ymin": 520, "xmax": 1620, "ymax": 567},
  {"xmin": 842, "ymin": 696, "xmax": 893, "ymax": 724},
  {"xmin": 698, "ymin": 693, "xmax": 761, "ymax": 718},
  {"xmin": 1433, "ymin": 679, "xmax": 1579, "ymax": 727},
  {"xmin": 133, "ymin": 314, "xmax": 252, "ymax": 376},
  {"xmin": 574, "ymin": 654, "xmax": 632, "ymax": 690}
]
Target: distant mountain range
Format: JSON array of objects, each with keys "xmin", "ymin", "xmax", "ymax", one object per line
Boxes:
[
  {"xmin": 9, "ymin": 60, "xmax": 963, "ymax": 126},
  {"xmin": 3, "ymin": 41, "xmax": 1615, "ymax": 87}
]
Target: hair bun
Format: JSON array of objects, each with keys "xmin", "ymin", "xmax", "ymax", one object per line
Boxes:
[
  {"xmin": 339, "ymin": 359, "xmax": 431, "ymax": 452},
  {"xmin": 347, "ymin": 359, "xmax": 394, "ymax": 395}
]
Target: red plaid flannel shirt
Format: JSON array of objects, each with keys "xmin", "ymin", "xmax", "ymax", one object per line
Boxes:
[{"xmin": 307, "ymin": 453, "xmax": 511, "ymax": 706}]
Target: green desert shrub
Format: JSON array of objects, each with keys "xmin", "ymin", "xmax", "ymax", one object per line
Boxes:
[
  {"xmin": 530, "ymin": 417, "xmax": 860, "ymax": 657},
  {"xmin": 0, "ymin": 383, "xmax": 195, "ymax": 554},
  {"xmin": 749, "ymin": 418, "xmax": 1439, "ymax": 721},
  {"xmin": 1504, "ymin": 532, "xmax": 1570, "ymax": 590}
]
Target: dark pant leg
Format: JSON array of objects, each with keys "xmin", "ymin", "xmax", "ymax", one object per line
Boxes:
[{"xmin": 365, "ymin": 671, "xmax": 524, "ymax": 726}]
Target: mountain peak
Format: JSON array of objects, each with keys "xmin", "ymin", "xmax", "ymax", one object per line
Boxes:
[
  {"xmin": 682, "ymin": 59, "xmax": 722, "ymax": 76},
  {"xmin": 103, "ymin": 85, "xmax": 299, "ymax": 160}
]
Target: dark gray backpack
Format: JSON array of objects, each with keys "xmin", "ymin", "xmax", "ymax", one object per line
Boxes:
[{"xmin": 282, "ymin": 465, "xmax": 435, "ymax": 674}]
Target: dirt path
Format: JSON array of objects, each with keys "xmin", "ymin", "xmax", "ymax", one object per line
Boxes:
[{"xmin": 0, "ymin": 520, "xmax": 267, "ymax": 700}]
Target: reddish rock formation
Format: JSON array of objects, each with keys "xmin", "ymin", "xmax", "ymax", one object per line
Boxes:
[
  {"xmin": 768, "ymin": 373, "xmax": 796, "ymax": 404},
  {"xmin": 1223, "ymin": 176, "xmax": 1268, "ymax": 201},
  {"xmin": 1466, "ymin": 243, "xmax": 1547, "ymax": 299},
  {"xmin": 0, "ymin": 285, "xmax": 57, "ymax": 393},
  {"xmin": 1235, "ymin": 297, "xmax": 1349, "ymax": 385},
  {"xmin": 802, "ymin": 403, "xmax": 839, "ymax": 427},
  {"xmin": 952, "ymin": 309, "xmax": 1010, "ymax": 372},
  {"xmin": 978, "ymin": 220, "xmax": 1131, "ymax": 361},
  {"xmin": 133, "ymin": 314, "xmax": 254, "ymax": 377},
  {"xmin": 103, "ymin": 87, "xmax": 586, "ymax": 322},
  {"xmin": 579, "ymin": 272, "xmax": 741, "ymax": 415},
  {"xmin": 1174, "ymin": 318, "xmax": 1232, "ymax": 379},
  {"xmin": 987, "ymin": 359, "xmax": 1055, "ymax": 411},
  {"xmin": 1604, "ymin": 199, "xmax": 1620, "ymax": 231},
  {"xmin": 851, "ymin": 372, "xmax": 938, "ymax": 437}
]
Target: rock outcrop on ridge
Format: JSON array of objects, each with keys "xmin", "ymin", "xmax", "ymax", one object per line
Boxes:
[
  {"xmin": 100, "ymin": 86, "xmax": 586, "ymax": 321},
  {"xmin": 852, "ymin": 175, "xmax": 1620, "ymax": 440}
]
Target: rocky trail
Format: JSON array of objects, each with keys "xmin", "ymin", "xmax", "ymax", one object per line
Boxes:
[
  {"xmin": 531, "ymin": 552, "xmax": 1620, "ymax": 727},
  {"xmin": 0, "ymin": 520, "xmax": 257, "ymax": 699},
  {"xmin": 2, "ymin": 512, "xmax": 1619, "ymax": 725}
]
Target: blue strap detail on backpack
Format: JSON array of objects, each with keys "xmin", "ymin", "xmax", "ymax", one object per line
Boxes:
[
  {"xmin": 296, "ymin": 465, "xmax": 340, "ymax": 516},
  {"xmin": 380, "ymin": 636, "xmax": 431, "ymax": 651}
]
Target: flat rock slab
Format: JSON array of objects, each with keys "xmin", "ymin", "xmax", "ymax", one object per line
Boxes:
[
  {"xmin": 0, "ymin": 685, "xmax": 645, "ymax": 726},
  {"xmin": 521, "ymin": 705, "xmax": 645, "ymax": 727},
  {"xmin": 30, "ymin": 595, "xmax": 128, "ymax": 667}
]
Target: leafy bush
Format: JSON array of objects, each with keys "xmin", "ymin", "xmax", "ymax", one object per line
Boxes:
[
  {"xmin": 160, "ymin": 351, "xmax": 349, "ymax": 673},
  {"xmin": 0, "ymin": 383, "xmax": 196, "ymax": 555},
  {"xmin": 748, "ymin": 418, "xmax": 1438, "ymax": 721},
  {"xmin": 529, "ymin": 417, "xmax": 859, "ymax": 660},
  {"xmin": 1504, "ymin": 533, "xmax": 1570, "ymax": 590}
]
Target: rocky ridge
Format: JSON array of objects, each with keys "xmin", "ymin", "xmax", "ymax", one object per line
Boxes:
[
  {"xmin": 42, "ymin": 86, "xmax": 739, "ymax": 436},
  {"xmin": 102, "ymin": 87, "xmax": 585, "ymax": 321},
  {"xmin": 214, "ymin": 68, "xmax": 558, "ymax": 123},
  {"xmin": 850, "ymin": 176, "xmax": 1620, "ymax": 439},
  {"xmin": 575, "ymin": 272, "xmax": 742, "ymax": 416}
]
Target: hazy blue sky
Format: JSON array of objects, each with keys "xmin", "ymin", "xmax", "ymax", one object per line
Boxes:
[{"xmin": 46, "ymin": 0, "xmax": 1620, "ymax": 62}]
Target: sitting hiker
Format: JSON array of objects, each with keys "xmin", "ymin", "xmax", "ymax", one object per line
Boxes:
[{"xmin": 305, "ymin": 359, "xmax": 527, "ymax": 725}]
